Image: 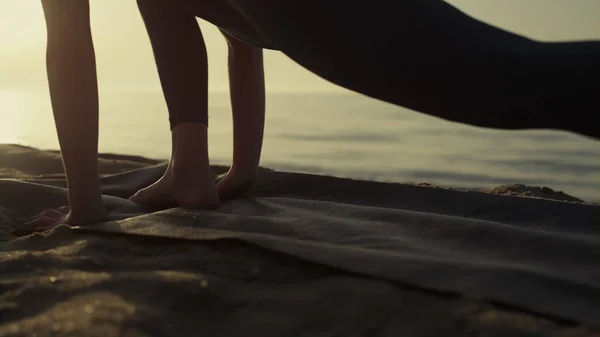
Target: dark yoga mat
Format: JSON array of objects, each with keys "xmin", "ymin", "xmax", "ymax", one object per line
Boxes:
[{"xmin": 3, "ymin": 165, "xmax": 599, "ymax": 326}]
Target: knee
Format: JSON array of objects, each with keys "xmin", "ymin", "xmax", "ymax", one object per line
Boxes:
[
  {"xmin": 136, "ymin": 0, "xmax": 152, "ymax": 15},
  {"xmin": 137, "ymin": 0, "xmax": 182, "ymax": 25},
  {"xmin": 137, "ymin": 0, "xmax": 191, "ymax": 23},
  {"xmin": 136, "ymin": 0, "xmax": 148, "ymax": 9},
  {"xmin": 136, "ymin": 0, "xmax": 166, "ymax": 15}
]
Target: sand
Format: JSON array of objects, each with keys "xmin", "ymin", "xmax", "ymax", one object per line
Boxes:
[{"xmin": 0, "ymin": 144, "xmax": 598, "ymax": 337}]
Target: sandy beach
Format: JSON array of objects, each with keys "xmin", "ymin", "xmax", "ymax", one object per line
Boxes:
[{"xmin": 1, "ymin": 143, "xmax": 598, "ymax": 337}]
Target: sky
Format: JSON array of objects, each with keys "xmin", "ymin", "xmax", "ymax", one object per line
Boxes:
[{"xmin": 0, "ymin": 0, "xmax": 599, "ymax": 93}]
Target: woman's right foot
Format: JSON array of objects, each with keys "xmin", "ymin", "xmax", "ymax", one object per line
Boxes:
[
  {"xmin": 129, "ymin": 123, "xmax": 220, "ymax": 209},
  {"xmin": 129, "ymin": 164, "xmax": 220, "ymax": 209}
]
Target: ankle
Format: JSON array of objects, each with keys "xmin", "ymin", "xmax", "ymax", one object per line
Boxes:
[
  {"xmin": 229, "ymin": 165, "xmax": 258, "ymax": 180},
  {"xmin": 169, "ymin": 157, "xmax": 212, "ymax": 176},
  {"xmin": 169, "ymin": 122, "xmax": 212, "ymax": 174},
  {"xmin": 171, "ymin": 123, "xmax": 209, "ymax": 154},
  {"xmin": 67, "ymin": 196, "xmax": 107, "ymax": 223}
]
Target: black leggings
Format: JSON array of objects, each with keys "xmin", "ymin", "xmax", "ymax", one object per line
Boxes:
[{"xmin": 139, "ymin": 0, "xmax": 600, "ymax": 139}]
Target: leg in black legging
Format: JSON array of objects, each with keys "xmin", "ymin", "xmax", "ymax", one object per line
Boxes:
[
  {"xmin": 133, "ymin": 0, "xmax": 220, "ymax": 210},
  {"xmin": 137, "ymin": 0, "xmax": 209, "ymax": 128},
  {"xmin": 227, "ymin": 0, "xmax": 599, "ymax": 139}
]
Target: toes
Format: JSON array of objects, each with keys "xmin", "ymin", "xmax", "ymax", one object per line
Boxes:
[
  {"xmin": 57, "ymin": 206, "xmax": 70, "ymax": 214},
  {"xmin": 215, "ymin": 172, "xmax": 227, "ymax": 183},
  {"xmin": 128, "ymin": 191, "xmax": 147, "ymax": 203},
  {"xmin": 32, "ymin": 209, "xmax": 66, "ymax": 220},
  {"xmin": 35, "ymin": 215, "xmax": 62, "ymax": 226},
  {"xmin": 44, "ymin": 209, "xmax": 66, "ymax": 219},
  {"xmin": 21, "ymin": 215, "xmax": 62, "ymax": 233},
  {"xmin": 129, "ymin": 190, "xmax": 175, "ymax": 207}
]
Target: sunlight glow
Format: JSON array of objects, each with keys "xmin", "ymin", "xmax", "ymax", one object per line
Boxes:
[
  {"xmin": 0, "ymin": 90, "xmax": 26, "ymax": 144},
  {"xmin": 0, "ymin": 2, "xmax": 46, "ymax": 51}
]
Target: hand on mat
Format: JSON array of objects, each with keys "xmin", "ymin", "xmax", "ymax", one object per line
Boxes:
[
  {"xmin": 216, "ymin": 169, "xmax": 256, "ymax": 200},
  {"xmin": 20, "ymin": 206, "xmax": 109, "ymax": 234}
]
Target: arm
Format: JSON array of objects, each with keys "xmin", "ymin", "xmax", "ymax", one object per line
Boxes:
[
  {"xmin": 41, "ymin": 0, "xmax": 106, "ymax": 224},
  {"xmin": 223, "ymin": 33, "xmax": 266, "ymax": 178}
]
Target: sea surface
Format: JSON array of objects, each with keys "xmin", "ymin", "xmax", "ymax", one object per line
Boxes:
[{"xmin": 1, "ymin": 89, "xmax": 599, "ymax": 202}]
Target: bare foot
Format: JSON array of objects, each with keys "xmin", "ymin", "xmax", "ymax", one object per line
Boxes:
[
  {"xmin": 130, "ymin": 123, "xmax": 220, "ymax": 209},
  {"xmin": 19, "ymin": 205, "xmax": 109, "ymax": 235},
  {"xmin": 129, "ymin": 164, "xmax": 220, "ymax": 209},
  {"xmin": 216, "ymin": 168, "xmax": 257, "ymax": 200}
]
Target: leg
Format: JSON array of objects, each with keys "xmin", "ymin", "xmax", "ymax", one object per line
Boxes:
[
  {"xmin": 229, "ymin": 0, "xmax": 599, "ymax": 139},
  {"xmin": 131, "ymin": 0, "xmax": 219, "ymax": 208}
]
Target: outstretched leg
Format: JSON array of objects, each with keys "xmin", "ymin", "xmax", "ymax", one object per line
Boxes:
[
  {"xmin": 229, "ymin": 0, "xmax": 599, "ymax": 139},
  {"xmin": 131, "ymin": 0, "xmax": 219, "ymax": 208}
]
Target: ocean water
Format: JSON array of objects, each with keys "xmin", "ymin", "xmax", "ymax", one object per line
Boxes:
[{"xmin": 1, "ymin": 89, "xmax": 599, "ymax": 202}]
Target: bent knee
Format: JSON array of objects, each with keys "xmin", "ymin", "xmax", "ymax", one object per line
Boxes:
[{"xmin": 136, "ymin": 0, "xmax": 178, "ymax": 15}]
